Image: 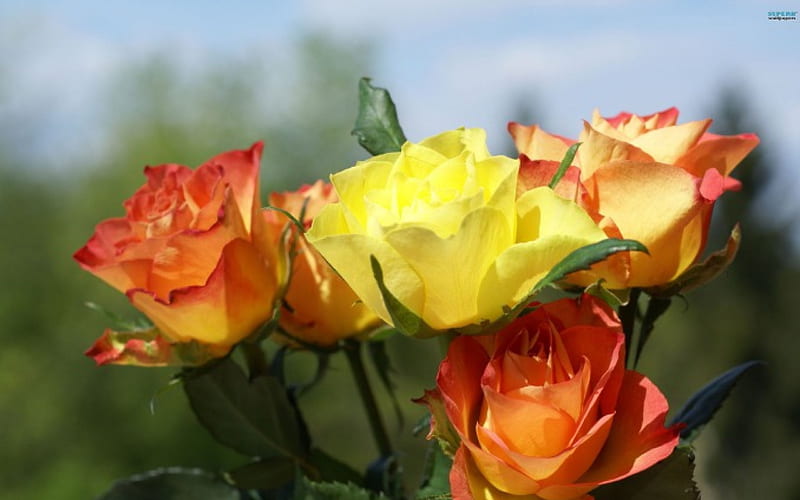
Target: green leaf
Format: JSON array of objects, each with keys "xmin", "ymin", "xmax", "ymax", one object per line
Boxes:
[
  {"xmin": 647, "ymin": 223, "xmax": 741, "ymax": 298},
  {"xmin": 367, "ymin": 340, "xmax": 404, "ymax": 427},
  {"xmin": 529, "ymin": 238, "xmax": 648, "ymax": 298},
  {"xmin": 548, "ymin": 142, "xmax": 581, "ymax": 190},
  {"xmin": 584, "ymin": 280, "xmax": 631, "ymax": 308},
  {"xmin": 668, "ymin": 360, "xmax": 763, "ymax": 444},
  {"xmin": 308, "ymin": 448, "xmax": 364, "ymax": 485},
  {"xmin": 592, "ymin": 448, "xmax": 700, "ymax": 500},
  {"xmin": 293, "ymin": 476, "xmax": 381, "ymax": 500},
  {"xmin": 183, "ymin": 358, "xmax": 306, "ymax": 460},
  {"xmin": 352, "ymin": 78, "xmax": 407, "ymax": 155},
  {"xmin": 225, "ymin": 458, "xmax": 296, "ymax": 490},
  {"xmin": 416, "ymin": 441, "xmax": 453, "ymax": 500},
  {"xmin": 370, "ymin": 255, "xmax": 438, "ymax": 338},
  {"xmin": 96, "ymin": 467, "xmax": 250, "ymax": 500}
]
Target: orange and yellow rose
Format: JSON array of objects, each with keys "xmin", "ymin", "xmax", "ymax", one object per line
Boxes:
[
  {"xmin": 266, "ymin": 180, "xmax": 383, "ymax": 346},
  {"xmin": 75, "ymin": 142, "xmax": 283, "ymax": 365},
  {"xmin": 428, "ymin": 295, "xmax": 679, "ymax": 500},
  {"xmin": 510, "ymin": 108, "xmax": 758, "ymax": 288}
]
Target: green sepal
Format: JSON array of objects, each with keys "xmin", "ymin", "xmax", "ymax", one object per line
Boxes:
[
  {"xmin": 668, "ymin": 360, "xmax": 763, "ymax": 445},
  {"xmin": 415, "ymin": 441, "xmax": 453, "ymax": 500},
  {"xmin": 592, "ymin": 448, "xmax": 700, "ymax": 500},
  {"xmin": 584, "ymin": 279, "xmax": 631, "ymax": 308},
  {"xmin": 412, "ymin": 389, "xmax": 460, "ymax": 457},
  {"xmin": 182, "ymin": 357, "xmax": 307, "ymax": 461},
  {"xmin": 370, "ymin": 255, "xmax": 438, "ymax": 338},
  {"xmin": 548, "ymin": 142, "xmax": 582, "ymax": 190},
  {"xmin": 647, "ymin": 224, "xmax": 741, "ymax": 298},
  {"xmin": 96, "ymin": 467, "xmax": 252, "ymax": 500},
  {"xmin": 632, "ymin": 295, "xmax": 672, "ymax": 368},
  {"xmin": 352, "ymin": 78, "xmax": 407, "ymax": 156}
]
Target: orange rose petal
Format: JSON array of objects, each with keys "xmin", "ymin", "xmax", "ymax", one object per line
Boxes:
[
  {"xmin": 482, "ymin": 386, "xmax": 575, "ymax": 457},
  {"xmin": 578, "ymin": 371, "xmax": 680, "ymax": 485},
  {"xmin": 576, "ymin": 122, "xmax": 654, "ymax": 180},
  {"xmin": 539, "ymin": 295, "xmax": 620, "ymax": 330},
  {"xmin": 463, "ymin": 439, "xmax": 543, "ymax": 496},
  {"xmin": 439, "ymin": 336, "xmax": 491, "ymax": 438},
  {"xmin": 451, "ymin": 446, "xmax": 540, "ymax": 500},
  {"xmin": 559, "ymin": 326, "xmax": 624, "ymax": 406},
  {"xmin": 677, "ymin": 132, "xmax": 759, "ymax": 178},
  {"xmin": 517, "ymin": 157, "xmax": 585, "ymax": 204},
  {"xmin": 508, "ymin": 359, "xmax": 590, "ymax": 422},
  {"xmin": 589, "ymin": 160, "xmax": 705, "ymax": 286},
  {"xmin": 203, "ymin": 141, "xmax": 263, "ymax": 232},
  {"xmin": 630, "ymin": 119, "xmax": 710, "ymax": 164},
  {"xmin": 503, "ymin": 413, "xmax": 614, "ymax": 486},
  {"xmin": 508, "ymin": 123, "xmax": 574, "ymax": 162},
  {"xmin": 128, "ymin": 238, "xmax": 276, "ymax": 348}
]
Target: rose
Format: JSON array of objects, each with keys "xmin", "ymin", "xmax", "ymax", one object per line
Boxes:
[
  {"xmin": 75, "ymin": 142, "xmax": 282, "ymax": 365},
  {"xmin": 427, "ymin": 295, "xmax": 679, "ymax": 500},
  {"xmin": 510, "ymin": 108, "xmax": 759, "ymax": 288},
  {"xmin": 266, "ymin": 180, "xmax": 383, "ymax": 346},
  {"xmin": 306, "ymin": 128, "xmax": 606, "ymax": 334}
]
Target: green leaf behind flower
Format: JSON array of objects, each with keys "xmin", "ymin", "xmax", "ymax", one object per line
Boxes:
[
  {"xmin": 592, "ymin": 448, "xmax": 700, "ymax": 500},
  {"xmin": 668, "ymin": 360, "xmax": 763, "ymax": 445},
  {"xmin": 294, "ymin": 475, "xmax": 383, "ymax": 500},
  {"xmin": 352, "ymin": 78, "xmax": 407, "ymax": 155},
  {"xmin": 183, "ymin": 358, "xmax": 307, "ymax": 461},
  {"xmin": 415, "ymin": 441, "xmax": 453, "ymax": 500},
  {"xmin": 96, "ymin": 467, "xmax": 250, "ymax": 500}
]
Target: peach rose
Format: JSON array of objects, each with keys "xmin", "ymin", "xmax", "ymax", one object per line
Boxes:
[
  {"xmin": 510, "ymin": 108, "xmax": 758, "ymax": 288},
  {"xmin": 266, "ymin": 180, "xmax": 383, "ymax": 346},
  {"xmin": 429, "ymin": 295, "xmax": 679, "ymax": 500},
  {"xmin": 75, "ymin": 143, "xmax": 282, "ymax": 365}
]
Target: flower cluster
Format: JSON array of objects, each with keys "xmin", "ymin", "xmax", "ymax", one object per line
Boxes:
[{"xmin": 75, "ymin": 98, "xmax": 757, "ymax": 499}]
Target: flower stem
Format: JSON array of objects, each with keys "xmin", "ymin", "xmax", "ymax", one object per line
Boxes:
[
  {"xmin": 619, "ymin": 287, "xmax": 641, "ymax": 369},
  {"xmin": 344, "ymin": 339, "xmax": 393, "ymax": 457},
  {"xmin": 241, "ymin": 341, "xmax": 270, "ymax": 379}
]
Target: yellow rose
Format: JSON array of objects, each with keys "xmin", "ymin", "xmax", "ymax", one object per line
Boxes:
[{"xmin": 306, "ymin": 129, "xmax": 606, "ymax": 334}]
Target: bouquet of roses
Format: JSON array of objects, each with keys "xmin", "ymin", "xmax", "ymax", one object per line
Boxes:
[{"xmin": 75, "ymin": 79, "xmax": 760, "ymax": 500}]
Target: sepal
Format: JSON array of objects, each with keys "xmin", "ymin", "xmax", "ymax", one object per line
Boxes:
[
  {"xmin": 647, "ymin": 223, "xmax": 741, "ymax": 298},
  {"xmin": 413, "ymin": 389, "xmax": 460, "ymax": 457},
  {"xmin": 85, "ymin": 327, "xmax": 220, "ymax": 367}
]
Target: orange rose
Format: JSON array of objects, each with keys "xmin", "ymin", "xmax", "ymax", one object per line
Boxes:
[
  {"xmin": 431, "ymin": 295, "xmax": 679, "ymax": 500},
  {"xmin": 510, "ymin": 108, "xmax": 759, "ymax": 288},
  {"xmin": 75, "ymin": 143, "xmax": 282, "ymax": 365},
  {"xmin": 267, "ymin": 180, "xmax": 383, "ymax": 346}
]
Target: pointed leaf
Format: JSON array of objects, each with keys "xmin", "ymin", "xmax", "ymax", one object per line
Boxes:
[
  {"xmin": 97, "ymin": 467, "xmax": 250, "ymax": 500},
  {"xmin": 647, "ymin": 224, "xmax": 741, "ymax": 298},
  {"xmin": 183, "ymin": 358, "xmax": 306, "ymax": 460},
  {"xmin": 416, "ymin": 441, "xmax": 453, "ymax": 500},
  {"xmin": 226, "ymin": 458, "xmax": 296, "ymax": 490},
  {"xmin": 308, "ymin": 448, "xmax": 364, "ymax": 485},
  {"xmin": 668, "ymin": 360, "xmax": 763, "ymax": 444},
  {"xmin": 370, "ymin": 255, "xmax": 437, "ymax": 338},
  {"xmin": 592, "ymin": 448, "xmax": 700, "ymax": 500},
  {"xmin": 549, "ymin": 142, "xmax": 582, "ymax": 189},
  {"xmin": 352, "ymin": 78, "xmax": 407, "ymax": 155}
]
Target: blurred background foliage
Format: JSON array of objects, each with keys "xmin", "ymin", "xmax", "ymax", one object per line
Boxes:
[{"xmin": 0, "ymin": 30, "xmax": 798, "ymax": 500}]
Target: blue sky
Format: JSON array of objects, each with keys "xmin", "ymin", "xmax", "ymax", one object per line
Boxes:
[{"xmin": 3, "ymin": 0, "xmax": 798, "ymax": 224}]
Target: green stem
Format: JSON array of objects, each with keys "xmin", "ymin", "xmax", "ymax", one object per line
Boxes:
[
  {"xmin": 241, "ymin": 342, "xmax": 270, "ymax": 379},
  {"xmin": 619, "ymin": 288, "xmax": 641, "ymax": 369},
  {"xmin": 344, "ymin": 340, "xmax": 393, "ymax": 457}
]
